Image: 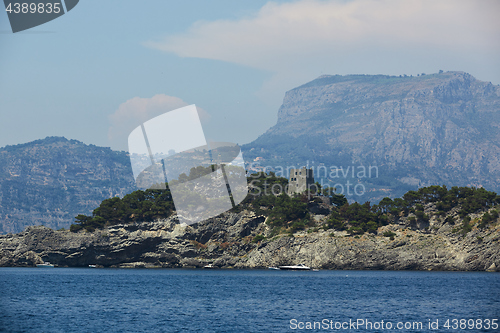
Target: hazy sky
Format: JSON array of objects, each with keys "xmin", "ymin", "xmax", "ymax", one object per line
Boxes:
[{"xmin": 1, "ymin": 0, "xmax": 499, "ymax": 151}]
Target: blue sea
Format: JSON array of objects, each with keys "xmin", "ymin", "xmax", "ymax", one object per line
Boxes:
[{"xmin": 0, "ymin": 268, "xmax": 498, "ymax": 333}]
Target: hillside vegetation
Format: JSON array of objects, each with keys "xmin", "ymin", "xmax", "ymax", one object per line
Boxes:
[
  {"xmin": 71, "ymin": 171, "xmax": 500, "ymax": 241},
  {"xmin": 3, "ymin": 171, "xmax": 499, "ymax": 271}
]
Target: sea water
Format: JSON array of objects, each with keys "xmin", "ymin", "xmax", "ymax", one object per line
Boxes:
[{"xmin": 0, "ymin": 268, "xmax": 498, "ymax": 332}]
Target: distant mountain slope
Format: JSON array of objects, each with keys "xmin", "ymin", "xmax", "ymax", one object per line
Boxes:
[
  {"xmin": 0, "ymin": 137, "xmax": 135, "ymax": 233},
  {"xmin": 243, "ymin": 71, "xmax": 500, "ymax": 202}
]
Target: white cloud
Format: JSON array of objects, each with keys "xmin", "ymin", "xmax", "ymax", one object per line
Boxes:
[
  {"xmin": 108, "ymin": 94, "xmax": 210, "ymax": 150},
  {"xmin": 145, "ymin": 0, "xmax": 500, "ymax": 72},
  {"xmin": 143, "ymin": 0, "xmax": 500, "ymax": 141}
]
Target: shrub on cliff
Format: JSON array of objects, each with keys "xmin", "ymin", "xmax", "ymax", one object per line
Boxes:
[
  {"xmin": 325, "ymin": 185, "xmax": 499, "ymax": 236},
  {"xmin": 70, "ymin": 187, "xmax": 174, "ymax": 232},
  {"xmin": 383, "ymin": 231, "xmax": 396, "ymax": 240}
]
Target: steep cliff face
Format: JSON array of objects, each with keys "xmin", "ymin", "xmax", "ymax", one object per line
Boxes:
[
  {"xmin": 0, "ymin": 137, "xmax": 135, "ymax": 233},
  {"xmin": 1, "ymin": 207, "xmax": 499, "ymax": 272},
  {"xmin": 244, "ymin": 72, "xmax": 500, "ymax": 202}
]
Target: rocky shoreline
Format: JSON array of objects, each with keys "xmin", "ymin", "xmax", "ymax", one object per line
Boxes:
[{"xmin": 1, "ymin": 207, "xmax": 499, "ymax": 272}]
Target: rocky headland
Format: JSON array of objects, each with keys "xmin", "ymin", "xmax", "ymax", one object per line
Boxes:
[{"xmin": 1, "ymin": 203, "xmax": 498, "ymax": 272}]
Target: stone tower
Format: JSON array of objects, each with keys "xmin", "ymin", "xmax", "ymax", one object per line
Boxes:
[{"xmin": 287, "ymin": 167, "xmax": 314, "ymax": 195}]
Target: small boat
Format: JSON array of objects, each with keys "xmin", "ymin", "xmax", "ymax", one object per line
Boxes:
[
  {"xmin": 203, "ymin": 263, "xmax": 214, "ymax": 269},
  {"xmin": 268, "ymin": 266, "xmax": 280, "ymax": 270},
  {"xmin": 88, "ymin": 264, "xmax": 97, "ymax": 268},
  {"xmin": 37, "ymin": 262, "xmax": 54, "ymax": 268},
  {"xmin": 277, "ymin": 264, "xmax": 311, "ymax": 271}
]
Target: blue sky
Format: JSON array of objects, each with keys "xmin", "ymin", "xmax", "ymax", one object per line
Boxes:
[{"xmin": 1, "ymin": 0, "xmax": 499, "ymax": 151}]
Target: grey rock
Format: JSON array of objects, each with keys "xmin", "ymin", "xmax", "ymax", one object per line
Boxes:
[
  {"xmin": 0, "ymin": 137, "xmax": 135, "ymax": 234},
  {"xmin": 244, "ymin": 72, "xmax": 500, "ymax": 203},
  {"xmin": 1, "ymin": 205, "xmax": 499, "ymax": 272}
]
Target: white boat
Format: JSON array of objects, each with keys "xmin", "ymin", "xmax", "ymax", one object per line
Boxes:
[
  {"xmin": 268, "ymin": 266, "xmax": 280, "ymax": 270},
  {"xmin": 88, "ymin": 264, "xmax": 97, "ymax": 268},
  {"xmin": 203, "ymin": 263, "xmax": 214, "ymax": 269},
  {"xmin": 36, "ymin": 262, "xmax": 54, "ymax": 268},
  {"xmin": 277, "ymin": 264, "xmax": 311, "ymax": 271}
]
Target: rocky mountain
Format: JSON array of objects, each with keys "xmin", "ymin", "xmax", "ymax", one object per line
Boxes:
[
  {"xmin": 2, "ymin": 71, "xmax": 499, "ymax": 234},
  {"xmin": 243, "ymin": 71, "xmax": 500, "ymax": 203},
  {"xmin": 1, "ymin": 203, "xmax": 499, "ymax": 271},
  {"xmin": 0, "ymin": 137, "xmax": 135, "ymax": 234}
]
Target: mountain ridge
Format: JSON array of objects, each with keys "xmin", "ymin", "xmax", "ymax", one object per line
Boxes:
[
  {"xmin": 2, "ymin": 70, "xmax": 499, "ymax": 233},
  {"xmin": 243, "ymin": 71, "xmax": 500, "ymax": 202},
  {"xmin": 0, "ymin": 136, "xmax": 135, "ymax": 234}
]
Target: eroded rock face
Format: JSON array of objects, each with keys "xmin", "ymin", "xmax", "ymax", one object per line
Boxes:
[
  {"xmin": 244, "ymin": 72, "xmax": 500, "ymax": 202},
  {"xmin": 1, "ymin": 208, "xmax": 499, "ymax": 272},
  {"xmin": 0, "ymin": 137, "xmax": 136, "ymax": 234}
]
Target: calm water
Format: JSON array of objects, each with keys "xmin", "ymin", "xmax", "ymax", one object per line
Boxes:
[{"xmin": 0, "ymin": 268, "xmax": 498, "ymax": 333}]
